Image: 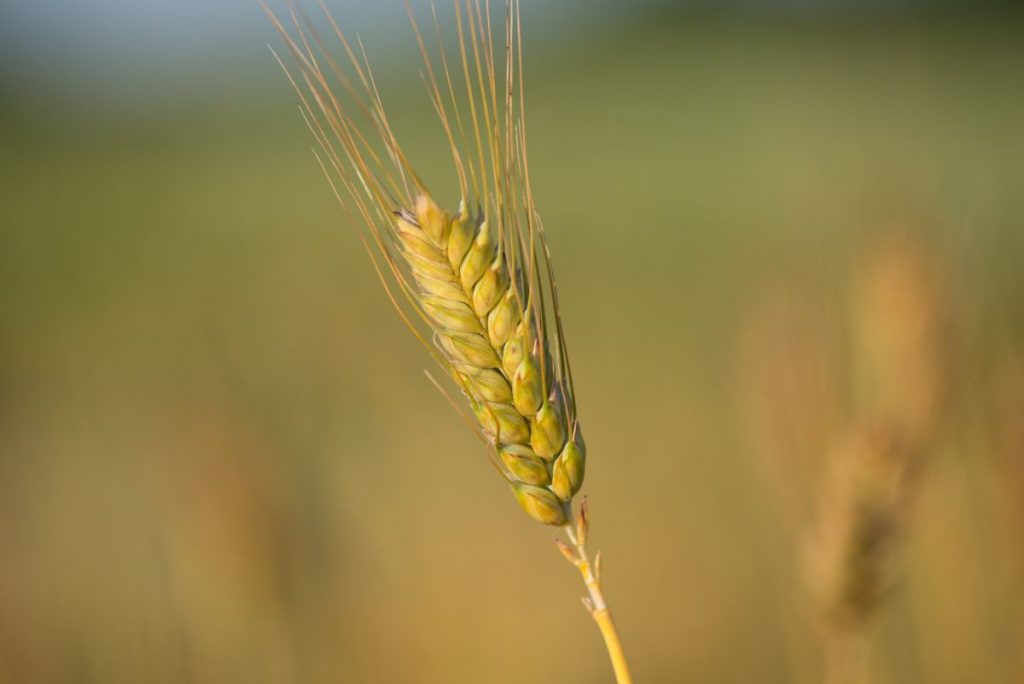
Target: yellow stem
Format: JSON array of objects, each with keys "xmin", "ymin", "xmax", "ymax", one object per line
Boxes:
[
  {"xmin": 824, "ymin": 630, "xmax": 871, "ymax": 684},
  {"xmin": 591, "ymin": 598, "xmax": 632, "ymax": 684},
  {"xmin": 564, "ymin": 523, "xmax": 633, "ymax": 684}
]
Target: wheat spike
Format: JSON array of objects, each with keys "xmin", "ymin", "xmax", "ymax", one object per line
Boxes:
[
  {"xmin": 396, "ymin": 194, "xmax": 586, "ymax": 525},
  {"xmin": 264, "ymin": 2, "xmax": 632, "ymax": 680},
  {"xmin": 804, "ymin": 427, "xmax": 920, "ymax": 684},
  {"xmin": 804, "ymin": 230, "xmax": 949, "ymax": 684},
  {"xmin": 805, "ymin": 428, "xmax": 919, "ymax": 632},
  {"xmin": 263, "ymin": 0, "xmax": 586, "ymax": 526}
]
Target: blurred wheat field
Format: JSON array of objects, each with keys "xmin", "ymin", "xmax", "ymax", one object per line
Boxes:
[{"xmin": 1, "ymin": 5, "xmax": 1023, "ymax": 683}]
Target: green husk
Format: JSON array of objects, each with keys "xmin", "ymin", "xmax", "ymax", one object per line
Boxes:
[
  {"xmin": 512, "ymin": 483, "xmax": 568, "ymax": 526},
  {"xmin": 551, "ymin": 435, "xmax": 586, "ymax": 501}
]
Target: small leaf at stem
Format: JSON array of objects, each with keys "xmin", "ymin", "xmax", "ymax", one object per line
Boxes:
[
  {"xmin": 577, "ymin": 496, "xmax": 590, "ymax": 547},
  {"xmin": 554, "ymin": 538, "xmax": 579, "ymax": 566}
]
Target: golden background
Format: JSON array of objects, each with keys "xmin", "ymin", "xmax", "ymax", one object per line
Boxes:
[{"xmin": 1, "ymin": 2, "xmax": 1022, "ymax": 681}]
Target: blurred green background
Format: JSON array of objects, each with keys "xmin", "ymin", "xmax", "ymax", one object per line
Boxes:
[{"xmin": 1, "ymin": 1, "xmax": 1023, "ymax": 682}]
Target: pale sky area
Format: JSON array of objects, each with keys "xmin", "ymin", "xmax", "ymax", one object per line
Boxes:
[
  {"xmin": 0, "ymin": 0, "xmax": 975, "ymax": 108},
  {"xmin": 0, "ymin": 0, "xmax": 630, "ymax": 105}
]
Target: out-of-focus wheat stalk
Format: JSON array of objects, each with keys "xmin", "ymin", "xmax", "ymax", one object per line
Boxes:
[
  {"xmin": 262, "ymin": 1, "xmax": 630, "ymax": 680},
  {"xmin": 989, "ymin": 350, "xmax": 1024, "ymax": 678},
  {"xmin": 805, "ymin": 428, "xmax": 920, "ymax": 684},
  {"xmin": 804, "ymin": 231, "xmax": 949, "ymax": 684},
  {"xmin": 990, "ymin": 351, "xmax": 1024, "ymax": 556}
]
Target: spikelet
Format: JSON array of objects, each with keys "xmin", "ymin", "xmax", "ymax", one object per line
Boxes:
[{"xmin": 264, "ymin": 0, "xmax": 583, "ymax": 525}]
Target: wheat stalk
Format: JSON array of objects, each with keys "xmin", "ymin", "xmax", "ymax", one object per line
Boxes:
[
  {"xmin": 804, "ymin": 231, "xmax": 948, "ymax": 684},
  {"xmin": 263, "ymin": 1, "xmax": 631, "ymax": 680},
  {"xmin": 805, "ymin": 427, "xmax": 920, "ymax": 684}
]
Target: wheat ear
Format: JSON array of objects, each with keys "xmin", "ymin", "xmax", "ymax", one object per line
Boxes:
[
  {"xmin": 805, "ymin": 232, "xmax": 948, "ymax": 684},
  {"xmin": 805, "ymin": 428, "xmax": 920, "ymax": 684},
  {"xmin": 263, "ymin": 1, "xmax": 631, "ymax": 680}
]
